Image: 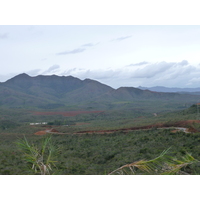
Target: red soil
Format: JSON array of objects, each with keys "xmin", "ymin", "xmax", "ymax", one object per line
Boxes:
[
  {"xmin": 34, "ymin": 128, "xmax": 59, "ymax": 135},
  {"xmin": 32, "ymin": 110, "xmax": 103, "ymax": 117},
  {"xmin": 73, "ymin": 120, "xmax": 200, "ymax": 134},
  {"xmin": 34, "ymin": 131, "xmax": 47, "ymax": 135},
  {"xmin": 49, "ymin": 128, "xmax": 59, "ymax": 132},
  {"xmin": 34, "ymin": 120, "xmax": 200, "ymax": 136}
]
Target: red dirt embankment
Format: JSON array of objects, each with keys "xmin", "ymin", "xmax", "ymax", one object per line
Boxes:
[
  {"xmin": 34, "ymin": 131, "xmax": 47, "ymax": 135},
  {"xmin": 32, "ymin": 110, "xmax": 103, "ymax": 117},
  {"xmin": 34, "ymin": 120, "xmax": 200, "ymax": 135},
  {"xmin": 34, "ymin": 128, "xmax": 59, "ymax": 135},
  {"xmin": 72, "ymin": 120, "xmax": 200, "ymax": 134}
]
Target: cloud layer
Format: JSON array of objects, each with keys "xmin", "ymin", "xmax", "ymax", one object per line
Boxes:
[
  {"xmin": 56, "ymin": 48, "xmax": 85, "ymax": 55},
  {"xmin": 58, "ymin": 60, "xmax": 200, "ymax": 88},
  {"xmin": 42, "ymin": 65, "xmax": 60, "ymax": 74},
  {"xmin": 127, "ymin": 61, "xmax": 149, "ymax": 67},
  {"xmin": 81, "ymin": 43, "xmax": 98, "ymax": 47},
  {"xmin": 9, "ymin": 60, "xmax": 200, "ymax": 89},
  {"xmin": 56, "ymin": 41, "xmax": 99, "ymax": 56},
  {"xmin": 112, "ymin": 35, "xmax": 132, "ymax": 42}
]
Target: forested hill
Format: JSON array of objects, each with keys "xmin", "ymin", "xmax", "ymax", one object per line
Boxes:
[{"xmin": 0, "ymin": 73, "xmax": 200, "ymax": 108}]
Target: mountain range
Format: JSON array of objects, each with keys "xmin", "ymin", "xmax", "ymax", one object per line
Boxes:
[
  {"xmin": 138, "ymin": 86, "xmax": 200, "ymax": 93},
  {"xmin": 0, "ymin": 73, "xmax": 200, "ymax": 108}
]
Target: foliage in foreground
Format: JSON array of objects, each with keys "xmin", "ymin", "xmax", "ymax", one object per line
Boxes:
[
  {"xmin": 1, "ymin": 127, "xmax": 200, "ymax": 175},
  {"xmin": 17, "ymin": 134, "xmax": 199, "ymax": 175},
  {"xmin": 109, "ymin": 148, "xmax": 199, "ymax": 175},
  {"xmin": 16, "ymin": 134, "xmax": 59, "ymax": 175}
]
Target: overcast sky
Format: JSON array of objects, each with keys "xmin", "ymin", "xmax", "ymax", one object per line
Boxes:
[{"xmin": 1, "ymin": 25, "xmax": 200, "ymax": 89}]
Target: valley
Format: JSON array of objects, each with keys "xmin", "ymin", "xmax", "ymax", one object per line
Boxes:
[{"xmin": 1, "ymin": 74, "xmax": 200, "ymax": 175}]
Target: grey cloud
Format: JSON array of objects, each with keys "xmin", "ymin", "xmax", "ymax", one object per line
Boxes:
[
  {"xmin": 178, "ymin": 60, "xmax": 188, "ymax": 66},
  {"xmin": 181, "ymin": 65, "xmax": 196, "ymax": 74},
  {"xmin": 161, "ymin": 64, "xmax": 196, "ymax": 80},
  {"xmin": 107, "ymin": 62, "xmax": 198, "ymax": 88},
  {"xmin": 61, "ymin": 68, "xmax": 77, "ymax": 75},
  {"xmin": 130, "ymin": 61, "xmax": 196, "ymax": 82},
  {"xmin": 60, "ymin": 61, "xmax": 177, "ymax": 83},
  {"xmin": 127, "ymin": 61, "xmax": 149, "ymax": 67},
  {"xmin": 0, "ymin": 33, "xmax": 8, "ymax": 39},
  {"xmin": 188, "ymin": 77, "xmax": 200, "ymax": 85},
  {"xmin": 131, "ymin": 61, "xmax": 175, "ymax": 78},
  {"xmin": 145, "ymin": 62, "xmax": 198, "ymax": 88},
  {"xmin": 56, "ymin": 48, "xmax": 85, "ymax": 55},
  {"xmin": 57, "ymin": 61, "xmax": 200, "ymax": 89},
  {"xmin": 81, "ymin": 43, "xmax": 98, "ymax": 47},
  {"xmin": 82, "ymin": 69, "xmax": 120, "ymax": 80},
  {"xmin": 43, "ymin": 65, "xmax": 60, "ymax": 74},
  {"xmin": 60, "ymin": 67, "xmax": 120, "ymax": 81},
  {"xmin": 112, "ymin": 35, "xmax": 132, "ymax": 42}
]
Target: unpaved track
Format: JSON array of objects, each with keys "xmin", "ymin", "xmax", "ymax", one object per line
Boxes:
[
  {"xmin": 47, "ymin": 126, "xmax": 191, "ymax": 135},
  {"xmin": 35, "ymin": 120, "xmax": 196, "ymax": 135}
]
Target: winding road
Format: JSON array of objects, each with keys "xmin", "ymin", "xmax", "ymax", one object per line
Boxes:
[{"xmin": 43, "ymin": 126, "xmax": 191, "ymax": 135}]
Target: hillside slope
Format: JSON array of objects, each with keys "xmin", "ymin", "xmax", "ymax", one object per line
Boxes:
[{"xmin": 0, "ymin": 73, "xmax": 200, "ymax": 108}]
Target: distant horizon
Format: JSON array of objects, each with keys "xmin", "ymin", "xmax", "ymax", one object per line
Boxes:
[
  {"xmin": 2, "ymin": 72, "xmax": 200, "ymax": 90},
  {"xmin": 1, "ymin": 26, "xmax": 200, "ymax": 89}
]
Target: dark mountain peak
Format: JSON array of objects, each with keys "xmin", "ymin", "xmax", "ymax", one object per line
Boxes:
[
  {"xmin": 113, "ymin": 86, "xmax": 168, "ymax": 100},
  {"xmin": 7, "ymin": 73, "xmax": 31, "ymax": 82},
  {"xmin": 83, "ymin": 78, "xmax": 99, "ymax": 83},
  {"xmin": 4, "ymin": 74, "xmax": 84, "ymax": 94},
  {"xmin": 83, "ymin": 78, "xmax": 114, "ymax": 90},
  {"xmin": 67, "ymin": 75, "xmax": 79, "ymax": 79},
  {"xmin": 117, "ymin": 87, "xmax": 141, "ymax": 92},
  {"xmin": 84, "ymin": 78, "xmax": 94, "ymax": 81},
  {"xmin": 34, "ymin": 74, "xmax": 62, "ymax": 79},
  {"xmin": 5, "ymin": 73, "xmax": 32, "ymax": 85},
  {"xmin": 16, "ymin": 73, "xmax": 30, "ymax": 77},
  {"xmin": 34, "ymin": 74, "xmax": 81, "ymax": 81},
  {"xmin": 5, "ymin": 73, "xmax": 32, "ymax": 88}
]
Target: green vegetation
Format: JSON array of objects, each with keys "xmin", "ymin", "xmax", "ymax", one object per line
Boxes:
[
  {"xmin": 1, "ymin": 126, "xmax": 200, "ymax": 175},
  {"xmin": 16, "ymin": 134, "xmax": 59, "ymax": 175},
  {"xmin": 1, "ymin": 74, "xmax": 200, "ymax": 175},
  {"xmin": 109, "ymin": 148, "xmax": 198, "ymax": 175}
]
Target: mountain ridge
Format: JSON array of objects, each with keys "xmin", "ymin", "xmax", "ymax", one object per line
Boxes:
[
  {"xmin": 0, "ymin": 73, "xmax": 200, "ymax": 108},
  {"xmin": 138, "ymin": 86, "xmax": 200, "ymax": 93}
]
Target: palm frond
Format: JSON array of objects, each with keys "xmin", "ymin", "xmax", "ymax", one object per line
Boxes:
[
  {"xmin": 162, "ymin": 153, "xmax": 198, "ymax": 175},
  {"xmin": 16, "ymin": 134, "xmax": 58, "ymax": 175},
  {"xmin": 108, "ymin": 148, "xmax": 199, "ymax": 175},
  {"xmin": 108, "ymin": 157, "xmax": 165, "ymax": 175}
]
